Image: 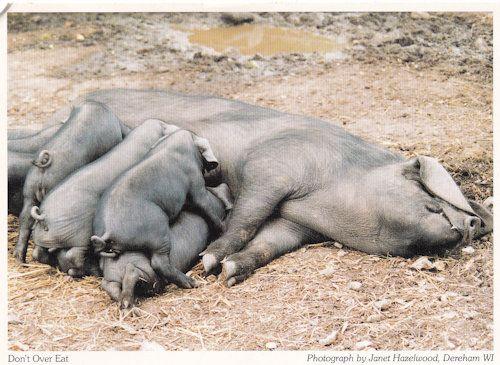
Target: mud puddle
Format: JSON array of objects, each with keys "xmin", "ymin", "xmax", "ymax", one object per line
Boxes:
[{"xmin": 183, "ymin": 24, "xmax": 347, "ymax": 55}]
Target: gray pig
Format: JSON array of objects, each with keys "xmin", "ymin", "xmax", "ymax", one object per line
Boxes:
[
  {"xmin": 37, "ymin": 90, "xmax": 493, "ymax": 287},
  {"xmin": 14, "ymin": 101, "xmax": 130, "ymax": 263},
  {"xmin": 91, "ymin": 126, "xmax": 225, "ymax": 289},
  {"xmin": 101, "ymin": 185, "xmax": 230, "ymax": 308},
  {"xmin": 8, "ymin": 127, "xmax": 45, "ymax": 140},
  {"xmin": 8, "ymin": 125, "xmax": 63, "ymax": 215},
  {"xmin": 30, "ymin": 118, "xmax": 170, "ymax": 276},
  {"xmin": 8, "ymin": 151, "xmax": 33, "ymax": 216},
  {"xmin": 8, "ymin": 124, "xmax": 62, "ymax": 153}
]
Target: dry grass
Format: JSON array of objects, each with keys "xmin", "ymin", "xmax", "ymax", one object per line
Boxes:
[{"xmin": 8, "ymin": 214, "xmax": 493, "ymax": 350}]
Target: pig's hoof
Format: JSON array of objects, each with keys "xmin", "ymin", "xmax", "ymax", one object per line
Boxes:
[
  {"xmin": 13, "ymin": 249, "xmax": 26, "ymax": 263},
  {"xmin": 202, "ymin": 253, "xmax": 219, "ymax": 274},
  {"xmin": 190, "ymin": 279, "xmax": 201, "ymax": 288},
  {"xmin": 222, "ymin": 260, "xmax": 237, "ymax": 279},
  {"xmin": 221, "ymin": 260, "xmax": 240, "ymax": 287},
  {"xmin": 120, "ymin": 298, "xmax": 133, "ymax": 309}
]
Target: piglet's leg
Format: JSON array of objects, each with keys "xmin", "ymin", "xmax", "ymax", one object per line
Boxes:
[
  {"xmin": 101, "ymin": 279, "xmax": 122, "ymax": 302},
  {"xmin": 120, "ymin": 263, "xmax": 142, "ymax": 309},
  {"xmin": 189, "ymin": 177, "xmax": 226, "ymax": 234},
  {"xmin": 151, "ymin": 251, "xmax": 198, "ymax": 289}
]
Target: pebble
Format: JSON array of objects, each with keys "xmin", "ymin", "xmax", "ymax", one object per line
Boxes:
[
  {"xmin": 347, "ymin": 281, "xmax": 362, "ymax": 291},
  {"xmin": 374, "ymin": 299, "xmax": 391, "ymax": 311},
  {"xmin": 252, "ymin": 53, "xmax": 264, "ymax": 61},
  {"xmin": 462, "ymin": 246, "xmax": 475, "ymax": 255},
  {"xmin": 265, "ymin": 341, "xmax": 277, "ymax": 350},
  {"xmin": 366, "ymin": 314, "xmax": 384, "ymax": 323},
  {"xmin": 337, "ymin": 250, "xmax": 347, "ymax": 257},
  {"xmin": 354, "ymin": 340, "xmax": 372, "ymax": 350},
  {"xmin": 319, "ymin": 266, "xmax": 335, "ymax": 276},
  {"xmin": 319, "ymin": 330, "xmax": 338, "ymax": 346},
  {"xmin": 9, "ymin": 341, "xmax": 29, "ymax": 351},
  {"xmin": 75, "ymin": 34, "xmax": 85, "ymax": 42},
  {"xmin": 433, "ymin": 260, "xmax": 446, "ymax": 271},
  {"xmin": 410, "ymin": 256, "xmax": 434, "ymax": 270},
  {"xmin": 333, "ymin": 242, "xmax": 343, "ymax": 249},
  {"xmin": 410, "ymin": 12, "xmax": 431, "ymax": 20},
  {"xmin": 324, "ymin": 51, "xmax": 347, "ymax": 62},
  {"xmin": 139, "ymin": 340, "xmax": 166, "ymax": 351},
  {"xmin": 8, "ymin": 313, "xmax": 22, "ymax": 325}
]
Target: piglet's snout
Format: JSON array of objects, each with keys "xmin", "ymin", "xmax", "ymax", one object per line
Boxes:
[{"xmin": 463, "ymin": 216, "xmax": 481, "ymax": 244}]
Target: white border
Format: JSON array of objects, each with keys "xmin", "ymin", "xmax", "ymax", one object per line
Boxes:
[{"xmin": 1, "ymin": 1, "xmax": 498, "ymax": 363}]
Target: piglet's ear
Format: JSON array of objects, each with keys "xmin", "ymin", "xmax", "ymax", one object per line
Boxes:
[
  {"xmin": 414, "ymin": 155, "xmax": 475, "ymax": 215},
  {"xmin": 192, "ymin": 135, "xmax": 219, "ymax": 172},
  {"xmin": 32, "ymin": 150, "xmax": 52, "ymax": 169}
]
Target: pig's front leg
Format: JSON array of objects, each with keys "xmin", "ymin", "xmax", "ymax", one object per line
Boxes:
[
  {"xmin": 101, "ymin": 279, "xmax": 122, "ymax": 302},
  {"xmin": 14, "ymin": 197, "xmax": 35, "ymax": 262},
  {"xmin": 221, "ymin": 218, "xmax": 323, "ymax": 286},
  {"xmin": 189, "ymin": 175, "xmax": 227, "ymax": 234},
  {"xmin": 200, "ymin": 158, "xmax": 295, "ymax": 274},
  {"xmin": 119, "ymin": 263, "xmax": 142, "ymax": 309}
]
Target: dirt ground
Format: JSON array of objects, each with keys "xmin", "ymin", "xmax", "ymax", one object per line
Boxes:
[{"xmin": 7, "ymin": 12, "xmax": 493, "ymax": 351}]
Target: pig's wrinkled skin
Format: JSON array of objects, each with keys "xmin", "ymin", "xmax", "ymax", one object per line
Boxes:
[
  {"xmin": 14, "ymin": 101, "xmax": 130, "ymax": 263},
  {"xmin": 91, "ymin": 127, "xmax": 225, "ymax": 289},
  {"xmin": 36, "ymin": 89, "xmax": 492, "ymax": 287},
  {"xmin": 8, "ymin": 151, "xmax": 33, "ymax": 216},
  {"xmin": 101, "ymin": 186, "xmax": 229, "ymax": 308},
  {"xmin": 8, "ymin": 124, "xmax": 62, "ymax": 154},
  {"xmin": 30, "ymin": 119, "xmax": 169, "ymax": 276}
]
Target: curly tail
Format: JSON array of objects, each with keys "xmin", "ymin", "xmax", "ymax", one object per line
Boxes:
[{"xmin": 30, "ymin": 206, "xmax": 46, "ymax": 221}]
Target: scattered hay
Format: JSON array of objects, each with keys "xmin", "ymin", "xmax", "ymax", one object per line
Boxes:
[{"xmin": 8, "ymin": 212, "xmax": 493, "ymax": 350}]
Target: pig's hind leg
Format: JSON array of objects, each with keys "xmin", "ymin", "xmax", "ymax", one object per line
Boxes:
[{"xmin": 151, "ymin": 249, "xmax": 199, "ymax": 289}]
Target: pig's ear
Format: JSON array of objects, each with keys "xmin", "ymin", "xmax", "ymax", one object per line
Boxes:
[
  {"xmin": 410, "ymin": 156, "xmax": 475, "ymax": 215},
  {"xmin": 162, "ymin": 123, "xmax": 181, "ymax": 136},
  {"xmin": 192, "ymin": 135, "xmax": 219, "ymax": 172},
  {"xmin": 32, "ymin": 150, "xmax": 52, "ymax": 169}
]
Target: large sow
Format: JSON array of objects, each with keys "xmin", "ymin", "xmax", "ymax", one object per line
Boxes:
[{"xmin": 27, "ymin": 89, "xmax": 493, "ymax": 287}]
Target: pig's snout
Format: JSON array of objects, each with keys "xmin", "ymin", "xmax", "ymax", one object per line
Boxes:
[
  {"xmin": 32, "ymin": 245, "xmax": 51, "ymax": 265},
  {"xmin": 417, "ymin": 212, "xmax": 462, "ymax": 251},
  {"xmin": 462, "ymin": 216, "xmax": 481, "ymax": 245}
]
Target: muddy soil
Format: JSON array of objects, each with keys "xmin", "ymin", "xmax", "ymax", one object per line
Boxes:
[{"xmin": 7, "ymin": 12, "xmax": 493, "ymax": 351}]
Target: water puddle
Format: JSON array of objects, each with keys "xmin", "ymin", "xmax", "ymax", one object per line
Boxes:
[{"xmin": 183, "ymin": 24, "xmax": 346, "ymax": 56}]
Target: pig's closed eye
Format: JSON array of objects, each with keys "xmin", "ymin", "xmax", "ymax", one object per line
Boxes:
[{"xmin": 425, "ymin": 203, "xmax": 443, "ymax": 213}]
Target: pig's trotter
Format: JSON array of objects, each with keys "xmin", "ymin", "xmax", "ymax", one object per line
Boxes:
[
  {"xmin": 220, "ymin": 218, "xmax": 322, "ymax": 286},
  {"xmin": 201, "ymin": 254, "xmax": 219, "ymax": 275}
]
